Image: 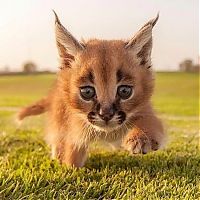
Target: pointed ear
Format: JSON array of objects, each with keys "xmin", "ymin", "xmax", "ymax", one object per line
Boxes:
[
  {"xmin": 53, "ymin": 11, "xmax": 85, "ymax": 68},
  {"xmin": 125, "ymin": 14, "xmax": 159, "ymax": 67}
]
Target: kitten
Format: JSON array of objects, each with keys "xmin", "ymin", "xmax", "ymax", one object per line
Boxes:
[{"xmin": 18, "ymin": 11, "xmax": 165, "ymax": 168}]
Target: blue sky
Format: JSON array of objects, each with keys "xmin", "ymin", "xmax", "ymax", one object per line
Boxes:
[{"xmin": 0, "ymin": 0, "xmax": 198, "ymax": 71}]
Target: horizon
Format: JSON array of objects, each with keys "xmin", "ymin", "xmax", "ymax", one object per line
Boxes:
[{"xmin": 0, "ymin": 0, "xmax": 199, "ymax": 72}]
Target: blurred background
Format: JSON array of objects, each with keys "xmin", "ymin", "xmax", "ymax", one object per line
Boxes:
[{"xmin": 0, "ymin": 0, "xmax": 199, "ymax": 73}]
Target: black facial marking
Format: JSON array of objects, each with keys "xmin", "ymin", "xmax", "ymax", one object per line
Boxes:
[
  {"xmin": 117, "ymin": 111, "xmax": 126, "ymax": 124},
  {"xmin": 78, "ymin": 71, "xmax": 94, "ymax": 84},
  {"xmin": 88, "ymin": 71, "xmax": 94, "ymax": 83},
  {"xmin": 117, "ymin": 70, "xmax": 123, "ymax": 82},
  {"xmin": 87, "ymin": 111, "xmax": 95, "ymax": 123},
  {"xmin": 95, "ymin": 103, "xmax": 101, "ymax": 112},
  {"xmin": 116, "ymin": 70, "xmax": 134, "ymax": 83}
]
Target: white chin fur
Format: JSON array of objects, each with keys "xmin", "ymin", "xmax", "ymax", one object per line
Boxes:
[{"xmin": 91, "ymin": 123, "xmax": 121, "ymax": 132}]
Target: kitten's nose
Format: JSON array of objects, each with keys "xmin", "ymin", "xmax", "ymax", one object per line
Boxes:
[{"xmin": 98, "ymin": 104, "xmax": 115, "ymax": 122}]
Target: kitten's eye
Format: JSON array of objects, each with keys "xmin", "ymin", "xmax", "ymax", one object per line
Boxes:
[
  {"xmin": 80, "ymin": 86, "xmax": 96, "ymax": 101},
  {"xmin": 117, "ymin": 85, "xmax": 133, "ymax": 100}
]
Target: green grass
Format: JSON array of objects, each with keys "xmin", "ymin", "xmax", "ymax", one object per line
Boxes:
[
  {"xmin": 0, "ymin": 72, "xmax": 199, "ymax": 199},
  {"xmin": 153, "ymin": 72, "xmax": 199, "ymax": 116},
  {"xmin": 0, "ymin": 74, "xmax": 55, "ymax": 107}
]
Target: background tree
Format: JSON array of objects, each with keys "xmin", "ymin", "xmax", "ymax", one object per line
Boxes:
[
  {"xmin": 23, "ymin": 61, "xmax": 37, "ymax": 73},
  {"xmin": 179, "ymin": 59, "xmax": 199, "ymax": 72}
]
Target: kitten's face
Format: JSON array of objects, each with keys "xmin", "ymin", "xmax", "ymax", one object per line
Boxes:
[
  {"xmin": 65, "ymin": 40, "xmax": 154, "ymax": 131},
  {"xmin": 54, "ymin": 12, "xmax": 158, "ymax": 131}
]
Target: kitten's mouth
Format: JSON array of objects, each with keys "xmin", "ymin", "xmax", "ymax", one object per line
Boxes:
[{"xmin": 87, "ymin": 111, "xmax": 126, "ymax": 132}]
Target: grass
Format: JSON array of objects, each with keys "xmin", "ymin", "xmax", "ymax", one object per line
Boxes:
[
  {"xmin": 153, "ymin": 72, "xmax": 199, "ymax": 116},
  {"xmin": 0, "ymin": 74, "xmax": 55, "ymax": 107},
  {"xmin": 0, "ymin": 72, "xmax": 199, "ymax": 199}
]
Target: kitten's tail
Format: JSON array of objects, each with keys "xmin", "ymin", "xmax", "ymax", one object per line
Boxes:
[{"xmin": 17, "ymin": 98, "xmax": 49, "ymax": 121}]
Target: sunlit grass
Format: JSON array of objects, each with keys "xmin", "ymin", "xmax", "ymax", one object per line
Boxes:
[{"xmin": 0, "ymin": 74, "xmax": 55, "ymax": 107}]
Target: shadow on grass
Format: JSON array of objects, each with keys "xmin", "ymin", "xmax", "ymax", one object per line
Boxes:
[{"xmin": 86, "ymin": 151, "xmax": 200, "ymax": 178}]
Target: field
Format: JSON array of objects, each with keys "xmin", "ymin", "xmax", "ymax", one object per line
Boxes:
[{"xmin": 0, "ymin": 72, "xmax": 199, "ymax": 199}]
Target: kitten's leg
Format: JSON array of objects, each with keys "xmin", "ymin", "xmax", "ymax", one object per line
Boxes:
[
  {"xmin": 47, "ymin": 134, "xmax": 87, "ymax": 167},
  {"xmin": 59, "ymin": 141, "xmax": 88, "ymax": 168},
  {"xmin": 122, "ymin": 115, "xmax": 166, "ymax": 154}
]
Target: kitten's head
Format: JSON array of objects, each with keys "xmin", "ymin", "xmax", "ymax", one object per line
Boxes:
[{"xmin": 54, "ymin": 11, "xmax": 158, "ymax": 131}]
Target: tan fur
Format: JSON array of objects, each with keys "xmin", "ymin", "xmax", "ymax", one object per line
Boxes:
[
  {"xmin": 18, "ymin": 12, "xmax": 165, "ymax": 167},
  {"xmin": 18, "ymin": 98, "xmax": 49, "ymax": 120}
]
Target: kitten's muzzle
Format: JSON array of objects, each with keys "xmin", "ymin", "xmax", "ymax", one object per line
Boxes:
[
  {"xmin": 98, "ymin": 105, "xmax": 115, "ymax": 123},
  {"xmin": 87, "ymin": 103, "xmax": 126, "ymax": 129}
]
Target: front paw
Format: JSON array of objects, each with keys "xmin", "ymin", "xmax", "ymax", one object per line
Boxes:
[{"xmin": 123, "ymin": 132, "xmax": 159, "ymax": 154}]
